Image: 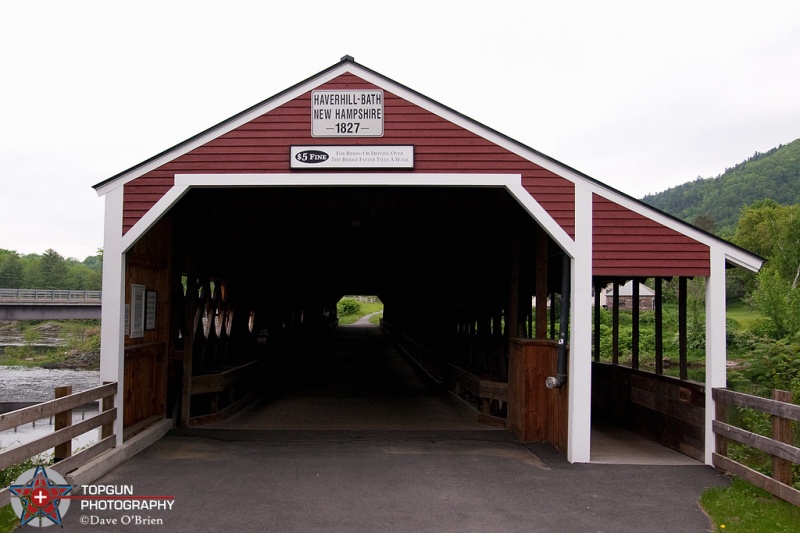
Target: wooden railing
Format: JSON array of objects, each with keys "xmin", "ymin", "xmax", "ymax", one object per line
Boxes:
[
  {"xmin": 0, "ymin": 383, "xmax": 117, "ymax": 507},
  {"xmin": 188, "ymin": 360, "xmax": 261, "ymax": 425},
  {"xmin": 713, "ymin": 387, "xmax": 800, "ymax": 506}
]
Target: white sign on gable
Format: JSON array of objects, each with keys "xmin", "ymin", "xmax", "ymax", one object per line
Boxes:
[
  {"xmin": 291, "ymin": 145, "xmax": 413, "ymax": 169},
  {"xmin": 312, "ymin": 90, "xmax": 383, "ymax": 137}
]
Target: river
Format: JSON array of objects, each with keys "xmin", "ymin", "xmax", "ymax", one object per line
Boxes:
[
  {"xmin": 1, "ymin": 366, "xmax": 102, "ymax": 453},
  {"xmin": 0, "ymin": 366, "xmax": 101, "ymax": 402}
]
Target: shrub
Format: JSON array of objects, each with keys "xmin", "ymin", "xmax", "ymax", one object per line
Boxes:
[{"xmin": 337, "ymin": 298, "xmax": 361, "ymax": 317}]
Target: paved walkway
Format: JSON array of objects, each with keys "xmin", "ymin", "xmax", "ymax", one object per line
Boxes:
[
  {"xmin": 59, "ymin": 429, "xmax": 728, "ymax": 532},
  {"xmin": 58, "ymin": 325, "xmax": 728, "ymax": 532}
]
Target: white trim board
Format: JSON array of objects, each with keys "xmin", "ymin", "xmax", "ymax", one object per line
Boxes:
[{"xmin": 121, "ymin": 173, "xmax": 577, "ymax": 258}]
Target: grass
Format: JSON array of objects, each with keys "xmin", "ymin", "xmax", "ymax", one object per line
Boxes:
[
  {"xmin": 0, "ymin": 506, "xmax": 18, "ymax": 533},
  {"xmin": 727, "ymin": 301, "xmax": 765, "ymax": 331},
  {"xmin": 337, "ymin": 297, "xmax": 384, "ymax": 325},
  {"xmin": 701, "ymin": 478, "xmax": 800, "ymax": 532},
  {"xmin": 0, "ymin": 346, "xmax": 69, "ymax": 367}
]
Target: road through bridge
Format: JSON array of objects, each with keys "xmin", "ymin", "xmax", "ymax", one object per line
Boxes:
[{"xmin": 0, "ymin": 289, "xmax": 102, "ymax": 320}]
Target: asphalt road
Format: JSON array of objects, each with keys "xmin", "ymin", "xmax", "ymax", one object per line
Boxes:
[{"xmin": 56, "ymin": 429, "xmax": 728, "ymax": 533}]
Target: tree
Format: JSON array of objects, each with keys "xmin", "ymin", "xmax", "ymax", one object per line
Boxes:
[
  {"xmin": 735, "ymin": 201, "xmax": 800, "ymax": 337},
  {"xmin": 0, "ymin": 251, "xmax": 25, "ymax": 287},
  {"xmin": 37, "ymin": 249, "xmax": 69, "ymax": 289},
  {"xmin": 693, "ymin": 214, "xmax": 716, "ymax": 234}
]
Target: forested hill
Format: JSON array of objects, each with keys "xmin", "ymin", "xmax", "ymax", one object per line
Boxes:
[{"xmin": 641, "ymin": 138, "xmax": 800, "ymax": 238}]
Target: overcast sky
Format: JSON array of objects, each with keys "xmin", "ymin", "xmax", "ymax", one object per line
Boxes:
[{"xmin": 1, "ymin": 1, "xmax": 799, "ymax": 260}]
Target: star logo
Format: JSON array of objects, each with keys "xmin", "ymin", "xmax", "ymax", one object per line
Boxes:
[{"xmin": 9, "ymin": 465, "xmax": 73, "ymax": 527}]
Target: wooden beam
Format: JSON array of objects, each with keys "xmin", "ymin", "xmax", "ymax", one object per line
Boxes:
[
  {"xmin": 101, "ymin": 383, "xmax": 115, "ymax": 440},
  {"xmin": 180, "ymin": 272, "xmax": 197, "ymax": 427},
  {"xmin": 0, "ymin": 383, "xmax": 116, "ymax": 432},
  {"xmin": 0, "ymin": 409, "xmax": 115, "ymax": 471},
  {"xmin": 631, "ymin": 280, "xmax": 640, "ymax": 370},
  {"xmin": 508, "ymin": 239, "xmax": 521, "ymax": 338},
  {"xmin": 593, "ymin": 279, "xmax": 602, "ymax": 362},
  {"xmin": 54, "ymin": 385, "xmax": 72, "ymax": 462},
  {"xmin": 713, "ymin": 453, "xmax": 800, "ymax": 507},
  {"xmin": 655, "ymin": 278, "xmax": 663, "ymax": 375},
  {"xmin": 715, "ymin": 395, "xmax": 728, "ymax": 458},
  {"xmin": 713, "ymin": 388, "xmax": 800, "ymax": 420},
  {"xmin": 773, "ymin": 390, "xmax": 794, "ymax": 485},
  {"xmin": 535, "ymin": 226, "xmax": 548, "ymax": 338},
  {"xmin": 679, "ymin": 277, "xmax": 688, "ymax": 380},
  {"xmin": 612, "ymin": 280, "xmax": 620, "ymax": 366}
]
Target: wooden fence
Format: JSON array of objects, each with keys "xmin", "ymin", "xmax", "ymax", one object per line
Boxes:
[
  {"xmin": 0, "ymin": 382, "xmax": 117, "ymax": 507},
  {"xmin": 713, "ymin": 387, "xmax": 800, "ymax": 506}
]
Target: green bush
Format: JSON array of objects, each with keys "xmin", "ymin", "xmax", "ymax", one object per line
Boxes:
[
  {"xmin": 337, "ymin": 298, "xmax": 361, "ymax": 317},
  {"xmin": 22, "ymin": 327, "xmax": 40, "ymax": 344}
]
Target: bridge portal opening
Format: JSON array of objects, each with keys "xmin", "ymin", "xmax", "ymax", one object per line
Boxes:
[{"xmin": 154, "ymin": 186, "xmax": 564, "ymax": 430}]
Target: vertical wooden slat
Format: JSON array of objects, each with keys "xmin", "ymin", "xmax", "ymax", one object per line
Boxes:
[
  {"xmin": 714, "ymin": 391, "xmax": 728, "ymax": 458},
  {"xmin": 508, "ymin": 239, "xmax": 521, "ymax": 339},
  {"xmin": 181, "ymin": 273, "xmax": 197, "ymax": 427},
  {"xmin": 53, "ymin": 386, "xmax": 72, "ymax": 462},
  {"xmin": 535, "ymin": 226, "xmax": 548, "ymax": 339},
  {"xmin": 612, "ymin": 280, "xmax": 620, "ymax": 366},
  {"xmin": 679, "ymin": 277, "xmax": 688, "ymax": 380},
  {"xmin": 101, "ymin": 383, "xmax": 115, "ymax": 440},
  {"xmin": 773, "ymin": 389, "xmax": 793, "ymax": 486},
  {"xmin": 655, "ymin": 278, "xmax": 663, "ymax": 375},
  {"xmin": 593, "ymin": 279, "xmax": 602, "ymax": 362},
  {"xmin": 631, "ymin": 279, "xmax": 640, "ymax": 370}
]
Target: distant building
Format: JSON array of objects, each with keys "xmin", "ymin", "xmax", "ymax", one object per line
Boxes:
[{"xmin": 600, "ymin": 281, "xmax": 656, "ymax": 311}]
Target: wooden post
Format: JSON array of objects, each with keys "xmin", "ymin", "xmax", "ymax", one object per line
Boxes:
[
  {"xmin": 101, "ymin": 382, "xmax": 115, "ymax": 440},
  {"xmin": 679, "ymin": 277, "xmax": 688, "ymax": 380},
  {"xmin": 612, "ymin": 280, "xmax": 620, "ymax": 366},
  {"xmin": 53, "ymin": 386, "xmax": 72, "ymax": 462},
  {"xmin": 631, "ymin": 279, "xmax": 640, "ymax": 370},
  {"xmin": 593, "ymin": 280, "xmax": 601, "ymax": 362},
  {"xmin": 535, "ymin": 226, "xmax": 548, "ymax": 339},
  {"xmin": 655, "ymin": 278, "xmax": 663, "ymax": 375},
  {"xmin": 181, "ymin": 273, "xmax": 198, "ymax": 427},
  {"xmin": 715, "ymin": 392, "xmax": 727, "ymax": 458},
  {"xmin": 772, "ymin": 389, "xmax": 793, "ymax": 485},
  {"xmin": 508, "ymin": 239, "xmax": 521, "ymax": 339}
]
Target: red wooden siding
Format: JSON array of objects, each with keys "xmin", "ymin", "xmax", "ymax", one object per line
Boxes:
[
  {"xmin": 593, "ymin": 194, "xmax": 709, "ymax": 277},
  {"xmin": 121, "ymin": 73, "xmax": 576, "ymax": 237}
]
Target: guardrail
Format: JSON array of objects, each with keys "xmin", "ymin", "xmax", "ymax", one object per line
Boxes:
[
  {"xmin": 713, "ymin": 387, "xmax": 800, "ymax": 506},
  {"xmin": 0, "ymin": 288, "xmax": 102, "ymax": 301}
]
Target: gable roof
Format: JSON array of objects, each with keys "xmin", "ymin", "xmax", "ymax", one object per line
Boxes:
[{"xmin": 93, "ymin": 55, "xmax": 765, "ymax": 273}]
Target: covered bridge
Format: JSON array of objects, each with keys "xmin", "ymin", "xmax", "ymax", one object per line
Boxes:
[{"xmin": 93, "ymin": 56, "xmax": 763, "ymax": 464}]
